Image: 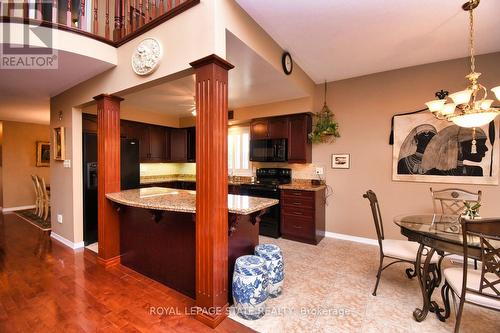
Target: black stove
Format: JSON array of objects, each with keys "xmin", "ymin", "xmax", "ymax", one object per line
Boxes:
[{"xmin": 240, "ymin": 168, "xmax": 291, "ymax": 238}]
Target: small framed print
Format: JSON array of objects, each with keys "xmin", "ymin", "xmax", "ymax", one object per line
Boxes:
[
  {"xmin": 53, "ymin": 127, "xmax": 65, "ymax": 161},
  {"xmin": 332, "ymin": 154, "xmax": 350, "ymax": 169},
  {"xmin": 36, "ymin": 141, "xmax": 50, "ymax": 167}
]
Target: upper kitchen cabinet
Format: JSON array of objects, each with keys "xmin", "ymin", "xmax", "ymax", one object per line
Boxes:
[
  {"xmin": 148, "ymin": 125, "xmax": 167, "ymax": 162},
  {"xmin": 250, "ymin": 117, "xmax": 289, "ymax": 140},
  {"xmin": 170, "ymin": 128, "xmax": 188, "ymax": 162},
  {"xmin": 121, "ymin": 121, "xmax": 149, "ymax": 161},
  {"xmin": 186, "ymin": 127, "xmax": 196, "ymax": 162},
  {"xmin": 250, "ymin": 119, "xmax": 269, "ymax": 140},
  {"xmin": 123, "ymin": 121, "xmax": 166, "ymax": 162},
  {"xmin": 250, "ymin": 113, "xmax": 312, "ymax": 163},
  {"xmin": 288, "ymin": 114, "xmax": 312, "ymax": 163},
  {"xmin": 268, "ymin": 117, "xmax": 289, "ymax": 139}
]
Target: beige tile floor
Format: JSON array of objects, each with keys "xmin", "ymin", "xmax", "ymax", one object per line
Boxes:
[{"xmin": 229, "ymin": 236, "xmax": 499, "ymax": 333}]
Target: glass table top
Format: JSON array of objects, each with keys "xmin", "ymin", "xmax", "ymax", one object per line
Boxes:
[{"xmin": 394, "ymin": 214, "xmax": 482, "ymax": 248}]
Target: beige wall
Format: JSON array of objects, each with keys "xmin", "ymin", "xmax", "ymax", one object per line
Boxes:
[
  {"xmin": 312, "ymin": 52, "xmax": 500, "ymax": 240},
  {"xmin": 2, "ymin": 121, "xmax": 51, "ymax": 209}
]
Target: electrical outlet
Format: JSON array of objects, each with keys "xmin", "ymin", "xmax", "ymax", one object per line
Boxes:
[
  {"xmin": 57, "ymin": 214, "xmax": 63, "ymax": 224},
  {"xmin": 63, "ymin": 160, "xmax": 71, "ymax": 168},
  {"xmin": 315, "ymin": 167, "xmax": 324, "ymax": 175}
]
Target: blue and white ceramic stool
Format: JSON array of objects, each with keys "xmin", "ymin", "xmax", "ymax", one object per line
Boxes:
[
  {"xmin": 232, "ymin": 255, "xmax": 269, "ymax": 320},
  {"xmin": 255, "ymin": 244, "xmax": 284, "ymax": 298}
]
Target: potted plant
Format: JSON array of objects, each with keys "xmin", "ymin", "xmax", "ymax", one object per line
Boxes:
[
  {"xmin": 463, "ymin": 201, "xmax": 481, "ymax": 219},
  {"xmin": 309, "ymin": 82, "xmax": 340, "ymax": 144}
]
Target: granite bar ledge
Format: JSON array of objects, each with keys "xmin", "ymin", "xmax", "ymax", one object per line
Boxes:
[{"xmin": 105, "ymin": 187, "xmax": 278, "ymax": 215}]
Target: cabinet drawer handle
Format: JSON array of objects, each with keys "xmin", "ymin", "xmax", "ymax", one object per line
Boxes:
[
  {"xmin": 292, "ymin": 211, "xmax": 303, "ymax": 215},
  {"xmin": 291, "ymin": 192, "xmax": 301, "ymax": 196},
  {"xmin": 293, "ymin": 202, "xmax": 301, "ymax": 205},
  {"xmin": 292, "ymin": 224, "xmax": 303, "ymax": 229}
]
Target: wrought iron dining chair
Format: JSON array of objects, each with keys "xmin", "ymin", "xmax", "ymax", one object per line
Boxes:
[
  {"xmin": 441, "ymin": 217, "xmax": 500, "ymax": 333},
  {"xmin": 431, "ymin": 187, "xmax": 482, "ymax": 269},
  {"xmin": 430, "ymin": 187, "xmax": 482, "ymax": 216},
  {"xmin": 363, "ymin": 190, "xmax": 439, "ymax": 296}
]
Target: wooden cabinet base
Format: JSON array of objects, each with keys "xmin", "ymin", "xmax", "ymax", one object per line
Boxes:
[
  {"xmin": 118, "ymin": 205, "xmax": 259, "ymax": 300},
  {"xmin": 280, "ymin": 189, "xmax": 325, "ymax": 245}
]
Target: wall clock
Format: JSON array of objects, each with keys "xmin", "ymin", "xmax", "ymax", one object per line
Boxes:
[
  {"xmin": 282, "ymin": 52, "xmax": 293, "ymax": 75},
  {"xmin": 131, "ymin": 38, "xmax": 162, "ymax": 76}
]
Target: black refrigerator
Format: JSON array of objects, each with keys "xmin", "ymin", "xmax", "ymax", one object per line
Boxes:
[{"xmin": 83, "ymin": 133, "xmax": 140, "ymax": 246}]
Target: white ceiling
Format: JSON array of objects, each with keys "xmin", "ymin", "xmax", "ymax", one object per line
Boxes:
[
  {"xmin": 0, "ymin": 49, "xmax": 114, "ymax": 124},
  {"xmin": 236, "ymin": 0, "xmax": 500, "ymax": 83},
  {"xmin": 122, "ymin": 75, "xmax": 197, "ymax": 117}
]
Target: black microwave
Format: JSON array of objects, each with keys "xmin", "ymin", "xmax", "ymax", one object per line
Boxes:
[{"xmin": 249, "ymin": 139, "xmax": 287, "ymax": 162}]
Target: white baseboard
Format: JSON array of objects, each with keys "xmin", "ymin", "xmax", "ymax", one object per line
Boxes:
[
  {"xmin": 324, "ymin": 231, "xmax": 378, "ymax": 246},
  {"xmin": 51, "ymin": 232, "xmax": 85, "ymax": 250},
  {"xmin": 2, "ymin": 205, "xmax": 36, "ymax": 213}
]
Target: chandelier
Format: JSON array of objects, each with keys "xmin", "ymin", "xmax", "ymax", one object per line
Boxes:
[{"xmin": 425, "ymin": 0, "xmax": 500, "ymax": 128}]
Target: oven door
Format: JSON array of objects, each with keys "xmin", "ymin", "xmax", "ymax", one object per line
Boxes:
[{"xmin": 249, "ymin": 139, "xmax": 272, "ymax": 162}]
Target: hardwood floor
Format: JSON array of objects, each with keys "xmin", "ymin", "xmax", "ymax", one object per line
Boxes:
[{"xmin": 0, "ymin": 213, "xmax": 254, "ymax": 333}]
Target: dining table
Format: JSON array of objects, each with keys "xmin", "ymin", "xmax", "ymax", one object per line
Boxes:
[{"xmin": 394, "ymin": 214, "xmax": 486, "ymax": 323}]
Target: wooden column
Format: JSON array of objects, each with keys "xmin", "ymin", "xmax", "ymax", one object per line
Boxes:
[
  {"xmin": 190, "ymin": 54, "xmax": 234, "ymax": 328},
  {"xmin": 94, "ymin": 94, "xmax": 123, "ymax": 266}
]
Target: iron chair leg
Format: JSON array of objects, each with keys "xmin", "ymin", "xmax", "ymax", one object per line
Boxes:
[{"xmin": 372, "ymin": 255, "xmax": 384, "ymax": 296}]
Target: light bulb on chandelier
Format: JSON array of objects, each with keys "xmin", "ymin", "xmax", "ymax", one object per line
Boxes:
[{"xmin": 424, "ymin": 0, "xmax": 499, "ymax": 133}]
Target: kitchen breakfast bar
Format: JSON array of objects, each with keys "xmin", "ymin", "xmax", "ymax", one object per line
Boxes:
[{"xmin": 105, "ymin": 187, "xmax": 278, "ymax": 299}]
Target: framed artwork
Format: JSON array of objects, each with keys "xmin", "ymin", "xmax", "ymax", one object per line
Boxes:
[
  {"xmin": 36, "ymin": 141, "xmax": 50, "ymax": 167},
  {"xmin": 53, "ymin": 127, "xmax": 65, "ymax": 161},
  {"xmin": 392, "ymin": 112, "xmax": 499, "ymax": 185},
  {"xmin": 332, "ymin": 154, "xmax": 350, "ymax": 169}
]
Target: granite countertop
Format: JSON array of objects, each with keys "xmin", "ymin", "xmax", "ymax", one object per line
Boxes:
[
  {"xmin": 106, "ymin": 187, "xmax": 279, "ymax": 215},
  {"xmin": 279, "ymin": 180, "xmax": 327, "ymax": 192}
]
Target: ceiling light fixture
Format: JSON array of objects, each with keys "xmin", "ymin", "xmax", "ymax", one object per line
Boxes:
[{"xmin": 425, "ymin": 0, "xmax": 499, "ymax": 129}]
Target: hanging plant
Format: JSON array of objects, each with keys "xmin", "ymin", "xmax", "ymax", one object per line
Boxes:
[{"xmin": 309, "ymin": 81, "xmax": 340, "ymax": 144}]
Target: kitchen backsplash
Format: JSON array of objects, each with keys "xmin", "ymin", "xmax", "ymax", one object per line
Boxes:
[
  {"xmin": 250, "ymin": 162, "xmax": 320, "ymax": 180},
  {"xmin": 142, "ymin": 162, "xmax": 321, "ymax": 180},
  {"xmin": 140, "ymin": 163, "xmax": 196, "ymax": 177}
]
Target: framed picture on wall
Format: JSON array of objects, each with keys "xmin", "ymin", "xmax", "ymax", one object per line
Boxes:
[
  {"xmin": 53, "ymin": 127, "xmax": 65, "ymax": 161},
  {"xmin": 332, "ymin": 154, "xmax": 350, "ymax": 169},
  {"xmin": 392, "ymin": 113, "xmax": 499, "ymax": 185},
  {"xmin": 36, "ymin": 141, "xmax": 50, "ymax": 167}
]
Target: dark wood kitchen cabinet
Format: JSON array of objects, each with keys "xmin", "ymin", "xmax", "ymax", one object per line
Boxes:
[
  {"xmin": 250, "ymin": 119, "xmax": 269, "ymax": 140},
  {"xmin": 124, "ymin": 122, "xmax": 166, "ymax": 163},
  {"xmin": 288, "ymin": 114, "xmax": 312, "ymax": 163},
  {"xmin": 148, "ymin": 125, "xmax": 167, "ymax": 162},
  {"xmin": 186, "ymin": 127, "xmax": 196, "ymax": 162},
  {"xmin": 250, "ymin": 113, "xmax": 312, "ymax": 163},
  {"xmin": 280, "ymin": 188, "xmax": 325, "ymax": 245},
  {"xmin": 250, "ymin": 117, "xmax": 289, "ymax": 140},
  {"xmin": 170, "ymin": 128, "xmax": 188, "ymax": 162},
  {"xmin": 168, "ymin": 127, "xmax": 196, "ymax": 163},
  {"xmin": 121, "ymin": 121, "xmax": 150, "ymax": 161},
  {"xmin": 268, "ymin": 117, "xmax": 289, "ymax": 139}
]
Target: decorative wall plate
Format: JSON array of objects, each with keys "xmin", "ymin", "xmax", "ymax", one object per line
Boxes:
[{"xmin": 131, "ymin": 38, "xmax": 162, "ymax": 76}]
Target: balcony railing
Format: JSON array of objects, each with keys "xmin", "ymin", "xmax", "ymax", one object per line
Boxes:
[{"xmin": 0, "ymin": 0, "xmax": 199, "ymax": 46}]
